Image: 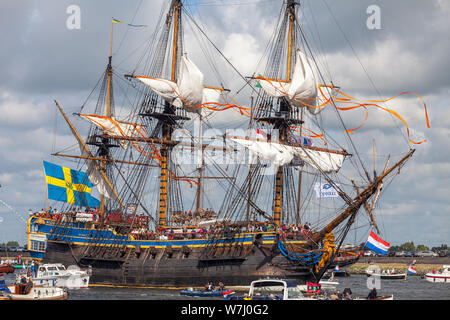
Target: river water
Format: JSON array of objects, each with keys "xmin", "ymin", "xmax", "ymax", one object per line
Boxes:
[{"xmin": 5, "ymin": 273, "xmax": 448, "ymax": 300}]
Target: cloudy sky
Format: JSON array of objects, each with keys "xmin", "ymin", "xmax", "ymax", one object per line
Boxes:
[{"xmin": 0, "ymin": 0, "xmax": 448, "ymax": 248}]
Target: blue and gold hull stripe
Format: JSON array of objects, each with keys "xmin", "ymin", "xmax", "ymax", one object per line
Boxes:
[{"xmin": 27, "ymin": 217, "xmax": 307, "ymax": 251}]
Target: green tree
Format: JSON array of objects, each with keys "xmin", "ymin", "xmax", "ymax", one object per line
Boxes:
[
  {"xmin": 416, "ymin": 244, "xmax": 429, "ymax": 251},
  {"xmin": 431, "ymin": 244, "xmax": 448, "ymax": 251},
  {"xmin": 399, "ymin": 242, "xmax": 415, "ymax": 251},
  {"xmin": 6, "ymin": 241, "xmax": 19, "ymax": 247},
  {"xmin": 389, "ymin": 245, "xmax": 400, "ymax": 252}
]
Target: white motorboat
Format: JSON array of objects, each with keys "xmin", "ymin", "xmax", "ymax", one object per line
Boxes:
[
  {"xmin": 0, "ymin": 284, "xmax": 68, "ymax": 300},
  {"xmin": 366, "ymin": 266, "xmax": 407, "ymax": 280},
  {"xmin": 19, "ymin": 263, "xmax": 91, "ymax": 289},
  {"xmin": 424, "ymin": 265, "xmax": 450, "ymax": 283},
  {"xmin": 319, "ymin": 280, "xmax": 339, "ymax": 290},
  {"xmin": 319, "ymin": 274, "xmax": 339, "ymax": 289},
  {"xmin": 354, "ymin": 295, "xmax": 394, "ymax": 300},
  {"xmin": 228, "ymin": 279, "xmax": 325, "ymax": 300}
]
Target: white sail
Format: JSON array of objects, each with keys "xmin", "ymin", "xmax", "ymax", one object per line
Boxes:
[
  {"xmin": 135, "ymin": 76, "xmax": 183, "ymax": 108},
  {"xmin": 79, "ymin": 114, "xmax": 142, "ymax": 149},
  {"xmin": 257, "ymin": 49, "xmax": 322, "ymax": 115},
  {"xmin": 290, "ymin": 145, "xmax": 345, "ymax": 173},
  {"xmin": 201, "ymin": 87, "xmax": 222, "ymax": 117},
  {"xmin": 178, "ymin": 54, "xmax": 204, "ymax": 113},
  {"xmin": 288, "ymin": 50, "xmax": 319, "ymax": 114},
  {"xmin": 258, "ymin": 79, "xmax": 288, "ymax": 98},
  {"xmin": 136, "ymin": 54, "xmax": 223, "ymax": 116},
  {"xmin": 74, "ymin": 135, "xmax": 116, "ymax": 200},
  {"xmin": 230, "ymin": 137, "xmax": 345, "ymax": 173},
  {"xmin": 230, "ymin": 138, "xmax": 294, "ymax": 166}
]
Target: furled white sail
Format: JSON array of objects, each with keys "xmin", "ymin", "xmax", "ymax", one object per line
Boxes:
[
  {"xmin": 135, "ymin": 77, "xmax": 183, "ymax": 108},
  {"xmin": 258, "ymin": 80, "xmax": 288, "ymax": 98},
  {"xmin": 288, "ymin": 50, "xmax": 319, "ymax": 113},
  {"xmin": 290, "ymin": 145, "xmax": 345, "ymax": 173},
  {"xmin": 74, "ymin": 134, "xmax": 117, "ymax": 200},
  {"xmin": 201, "ymin": 87, "xmax": 222, "ymax": 117},
  {"xmin": 79, "ymin": 114, "xmax": 143, "ymax": 149},
  {"xmin": 230, "ymin": 138, "xmax": 294, "ymax": 166},
  {"xmin": 257, "ymin": 49, "xmax": 322, "ymax": 115},
  {"xmin": 83, "ymin": 158, "xmax": 116, "ymax": 199},
  {"xmin": 135, "ymin": 54, "xmax": 223, "ymax": 116},
  {"xmin": 229, "ymin": 137, "xmax": 345, "ymax": 173},
  {"xmin": 178, "ymin": 54, "xmax": 204, "ymax": 113}
]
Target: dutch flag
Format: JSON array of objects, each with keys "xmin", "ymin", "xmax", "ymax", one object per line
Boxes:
[
  {"xmin": 408, "ymin": 261, "xmax": 417, "ymax": 275},
  {"xmin": 365, "ymin": 230, "xmax": 390, "ymax": 255},
  {"xmin": 407, "ymin": 266, "xmax": 417, "ymax": 275},
  {"xmin": 222, "ymin": 290, "xmax": 235, "ymax": 300}
]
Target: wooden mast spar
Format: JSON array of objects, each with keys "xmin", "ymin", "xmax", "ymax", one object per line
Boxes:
[
  {"xmin": 100, "ymin": 19, "xmax": 114, "ymax": 215},
  {"xmin": 273, "ymin": 0, "xmax": 298, "ymax": 227},
  {"xmin": 159, "ymin": 0, "xmax": 182, "ymax": 228},
  {"xmin": 53, "ymin": 101, "xmax": 124, "ymax": 208},
  {"xmin": 311, "ymin": 149, "xmax": 415, "ymax": 244}
]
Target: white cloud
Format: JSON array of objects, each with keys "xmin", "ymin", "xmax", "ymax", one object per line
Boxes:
[
  {"xmin": 222, "ymin": 33, "xmax": 261, "ymax": 76},
  {"xmin": 435, "ymin": 0, "xmax": 450, "ymax": 12},
  {"xmin": 325, "ymin": 37, "xmax": 426, "ymax": 94},
  {"xmin": 0, "ymin": 92, "xmax": 49, "ymax": 128},
  {"xmin": 0, "ymin": 173, "xmax": 14, "ymax": 184}
]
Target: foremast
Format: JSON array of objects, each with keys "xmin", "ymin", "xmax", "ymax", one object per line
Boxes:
[{"xmin": 100, "ymin": 19, "xmax": 114, "ymax": 214}]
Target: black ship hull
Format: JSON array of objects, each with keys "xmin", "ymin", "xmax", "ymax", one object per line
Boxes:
[{"xmin": 42, "ymin": 241, "xmax": 317, "ymax": 287}]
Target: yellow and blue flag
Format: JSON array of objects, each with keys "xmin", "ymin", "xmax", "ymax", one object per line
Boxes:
[
  {"xmin": 43, "ymin": 160, "xmax": 100, "ymax": 208},
  {"xmin": 112, "ymin": 17, "xmax": 146, "ymax": 28}
]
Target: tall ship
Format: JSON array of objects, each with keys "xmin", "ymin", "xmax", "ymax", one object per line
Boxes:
[{"xmin": 26, "ymin": 0, "xmax": 428, "ymax": 287}]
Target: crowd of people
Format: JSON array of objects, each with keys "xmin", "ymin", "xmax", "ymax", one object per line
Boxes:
[
  {"xmin": 204, "ymin": 281, "xmax": 227, "ymax": 292},
  {"xmin": 329, "ymin": 286, "xmax": 380, "ymax": 300},
  {"xmin": 172, "ymin": 209, "xmax": 217, "ymax": 225},
  {"xmin": 30, "ymin": 206, "xmax": 315, "ymax": 242},
  {"xmin": 329, "ymin": 285, "xmax": 353, "ymax": 300}
]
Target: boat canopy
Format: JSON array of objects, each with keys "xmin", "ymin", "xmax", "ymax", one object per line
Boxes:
[{"xmin": 252, "ymin": 279, "xmax": 297, "ymax": 288}]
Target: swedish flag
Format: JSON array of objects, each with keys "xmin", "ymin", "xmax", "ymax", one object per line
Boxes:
[
  {"xmin": 43, "ymin": 161, "xmax": 100, "ymax": 208},
  {"xmin": 112, "ymin": 17, "xmax": 146, "ymax": 28}
]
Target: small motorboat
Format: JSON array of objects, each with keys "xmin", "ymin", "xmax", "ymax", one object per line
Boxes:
[
  {"xmin": 366, "ymin": 267, "xmax": 407, "ymax": 280},
  {"xmin": 354, "ymin": 295, "xmax": 394, "ymax": 300},
  {"xmin": 319, "ymin": 272, "xmax": 339, "ymax": 290},
  {"xmin": 180, "ymin": 288, "xmax": 234, "ymax": 298},
  {"xmin": 19, "ymin": 263, "xmax": 91, "ymax": 289},
  {"xmin": 0, "ymin": 283, "xmax": 68, "ymax": 300},
  {"xmin": 424, "ymin": 265, "xmax": 450, "ymax": 283},
  {"xmin": 228, "ymin": 279, "xmax": 324, "ymax": 300},
  {"xmin": 322, "ymin": 270, "xmax": 350, "ymax": 279},
  {"xmin": 366, "ymin": 272, "xmax": 407, "ymax": 280},
  {"xmin": 319, "ymin": 279, "xmax": 339, "ymax": 290}
]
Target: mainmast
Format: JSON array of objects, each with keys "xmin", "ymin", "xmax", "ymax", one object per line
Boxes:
[
  {"xmin": 158, "ymin": 0, "xmax": 183, "ymax": 227},
  {"xmin": 195, "ymin": 114, "xmax": 204, "ymax": 213},
  {"xmin": 286, "ymin": 0, "xmax": 296, "ymax": 83},
  {"xmin": 273, "ymin": 0, "xmax": 299, "ymax": 227}
]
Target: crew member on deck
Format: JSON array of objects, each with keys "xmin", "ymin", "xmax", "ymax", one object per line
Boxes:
[
  {"xmin": 367, "ymin": 287, "xmax": 377, "ymax": 300},
  {"xmin": 218, "ymin": 281, "xmax": 226, "ymax": 291}
]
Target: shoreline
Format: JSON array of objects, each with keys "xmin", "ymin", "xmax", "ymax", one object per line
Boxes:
[{"xmin": 347, "ymin": 257, "xmax": 450, "ymax": 276}]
